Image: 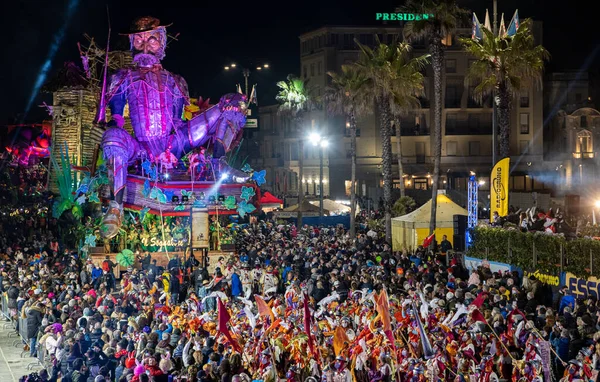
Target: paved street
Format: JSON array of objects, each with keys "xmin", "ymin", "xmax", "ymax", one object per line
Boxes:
[{"xmin": 0, "ymin": 319, "xmax": 42, "ymax": 382}]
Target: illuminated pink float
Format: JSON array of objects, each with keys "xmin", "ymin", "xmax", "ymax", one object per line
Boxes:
[{"xmin": 99, "ymin": 17, "xmax": 248, "ymax": 238}]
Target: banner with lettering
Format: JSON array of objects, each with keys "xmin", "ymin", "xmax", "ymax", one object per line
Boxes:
[
  {"xmin": 191, "ymin": 208, "xmax": 210, "ymax": 248},
  {"xmin": 563, "ymin": 272, "xmax": 600, "ymax": 298},
  {"xmin": 140, "ymin": 236, "xmax": 185, "ymax": 252},
  {"xmin": 523, "ymin": 270, "xmax": 561, "ymax": 287},
  {"xmin": 490, "ymin": 157, "xmax": 510, "ymax": 222}
]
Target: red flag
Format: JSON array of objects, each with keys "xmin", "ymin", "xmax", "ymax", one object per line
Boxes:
[
  {"xmin": 217, "ymin": 298, "xmax": 242, "ymax": 353},
  {"xmin": 374, "ymin": 289, "xmax": 396, "ymax": 351},
  {"xmin": 423, "ymin": 233, "xmax": 435, "ymax": 248},
  {"xmin": 470, "ymin": 291, "xmax": 488, "ymax": 309},
  {"xmin": 303, "ymin": 293, "xmax": 318, "ymax": 359},
  {"xmin": 471, "ymin": 308, "xmax": 487, "ymax": 323}
]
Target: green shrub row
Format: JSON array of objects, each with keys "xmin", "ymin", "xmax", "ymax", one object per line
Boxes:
[{"xmin": 466, "ymin": 227, "xmax": 600, "ymax": 278}]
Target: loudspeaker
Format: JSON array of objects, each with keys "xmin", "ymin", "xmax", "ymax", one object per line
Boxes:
[
  {"xmin": 453, "ymin": 214, "xmax": 467, "ymax": 236},
  {"xmin": 453, "ymin": 234, "xmax": 465, "ymax": 252}
]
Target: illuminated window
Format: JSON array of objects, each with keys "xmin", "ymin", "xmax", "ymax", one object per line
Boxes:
[
  {"xmin": 520, "ymin": 91, "xmax": 529, "ymax": 107},
  {"xmin": 574, "ymin": 129, "xmax": 594, "ymax": 158},
  {"xmin": 345, "ymin": 180, "xmax": 352, "ymax": 196}
]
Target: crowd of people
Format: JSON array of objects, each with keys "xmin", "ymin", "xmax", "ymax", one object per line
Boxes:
[{"xmin": 3, "ymin": 215, "xmax": 599, "ymax": 381}]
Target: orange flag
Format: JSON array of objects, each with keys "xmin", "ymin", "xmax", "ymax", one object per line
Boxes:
[
  {"xmin": 333, "ymin": 326, "xmax": 350, "ymax": 356},
  {"xmin": 376, "ymin": 289, "xmax": 392, "ymax": 333},
  {"xmin": 255, "ymin": 295, "xmax": 275, "ymax": 322}
]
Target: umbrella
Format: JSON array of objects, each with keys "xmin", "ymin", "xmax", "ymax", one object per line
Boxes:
[{"xmin": 116, "ymin": 249, "xmax": 135, "ymax": 267}]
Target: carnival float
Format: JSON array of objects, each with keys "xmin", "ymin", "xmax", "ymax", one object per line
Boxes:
[{"xmin": 9, "ymin": 16, "xmax": 266, "ymax": 258}]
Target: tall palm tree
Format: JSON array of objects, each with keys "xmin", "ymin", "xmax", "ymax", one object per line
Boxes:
[
  {"xmin": 324, "ymin": 65, "xmax": 372, "ymax": 238},
  {"xmin": 276, "ymin": 75, "xmax": 314, "ymax": 228},
  {"xmin": 400, "ymin": 0, "xmax": 469, "ymax": 237},
  {"xmin": 389, "ymin": 45, "xmax": 429, "ymax": 198},
  {"xmin": 354, "ymin": 38, "xmax": 428, "ymax": 243},
  {"xmin": 461, "ymin": 19, "xmax": 549, "ymax": 159}
]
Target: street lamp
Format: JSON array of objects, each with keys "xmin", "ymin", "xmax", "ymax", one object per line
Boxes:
[
  {"xmin": 224, "ymin": 62, "xmax": 270, "ymax": 96},
  {"xmin": 309, "ymin": 133, "xmax": 328, "ymax": 217}
]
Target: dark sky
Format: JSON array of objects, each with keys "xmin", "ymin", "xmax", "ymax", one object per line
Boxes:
[{"xmin": 1, "ymin": 0, "xmax": 597, "ymax": 124}]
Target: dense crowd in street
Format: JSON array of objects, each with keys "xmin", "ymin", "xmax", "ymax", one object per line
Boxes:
[{"xmin": 3, "ymin": 212, "xmax": 598, "ymax": 382}]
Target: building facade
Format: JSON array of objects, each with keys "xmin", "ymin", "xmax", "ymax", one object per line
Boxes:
[{"xmin": 248, "ymin": 23, "xmax": 585, "ymax": 209}]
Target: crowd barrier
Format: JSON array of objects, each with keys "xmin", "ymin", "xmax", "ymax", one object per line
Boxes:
[{"xmin": 0, "ymin": 293, "xmax": 46, "ymax": 373}]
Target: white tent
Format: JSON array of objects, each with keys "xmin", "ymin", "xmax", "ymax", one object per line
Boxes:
[{"xmin": 309, "ymin": 199, "xmax": 351, "ymax": 215}]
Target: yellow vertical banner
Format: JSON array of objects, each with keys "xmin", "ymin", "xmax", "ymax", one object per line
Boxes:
[{"xmin": 490, "ymin": 158, "xmax": 510, "ymax": 221}]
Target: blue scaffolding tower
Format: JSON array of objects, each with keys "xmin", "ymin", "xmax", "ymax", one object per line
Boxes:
[{"xmin": 466, "ymin": 175, "xmax": 478, "ymax": 248}]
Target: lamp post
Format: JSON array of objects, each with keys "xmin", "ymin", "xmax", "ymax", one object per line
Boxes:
[
  {"xmin": 224, "ymin": 62, "xmax": 270, "ymax": 96},
  {"xmin": 309, "ymin": 132, "xmax": 328, "ymax": 217}
]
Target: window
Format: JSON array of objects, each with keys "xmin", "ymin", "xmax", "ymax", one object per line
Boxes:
[
  {"xmin": 446, "ymin": 113, "xmax": 457, "ymax": 134},
  {"xmin": 317, "ymin": 61, "xmax": 322, "ymax": 76},
  {"xmin": 520, "ymin": 91, "xmax": 529, "ymax": 108},
  {"xmin": 468, "ymin": 114, "xmax": 480, "ymax": 133},
  {"xmin": 303, "ymin": 66, "xmax": 307, "ymax": 79},
  {"xmin": 468, "ymin": 85, "xmax": 480, "ymax": 108},
  {"xmin": 520, "ymin": 113, "xmax": 529, "ymax": 134},
  {"xmin": 575, "ymin": 130, "xmax": 593, "ymax": 158},
  {"xmin": 290, "ymin": 142, "xmax": 299, "ymax": 160},
  {"xmin": 519, "ymin": 140, "xmax": 529, "ymax": 154},
  {"xmin": 310, "ymin": 64, "xmax": 315, "ymax": 77},
  {"xmin": 469, "ymin": 141, "xmax": 480, "ymax": 156},
  {"xmin": 445, "ymin": 77, "xmax": 463, "ymax": 108},
  {"xmin": 447, "ymin": 141, "xmax": 457, "ymax": 156},
  {"xmin": 445, "ymin": 59, "xmax": 457, "ymax": 73},
  {"xmin": 414, "ymin": 179, "xmax": 428, "ymax": 190}
]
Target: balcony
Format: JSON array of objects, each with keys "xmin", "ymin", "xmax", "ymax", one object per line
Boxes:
[{"xmin": 573, "ymin": 152, "xmax": 594, "ymax": 159}]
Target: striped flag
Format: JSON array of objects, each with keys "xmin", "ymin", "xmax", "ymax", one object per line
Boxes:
[
  {"xmin": 499, "ymin": 13, "xmax": 507, "ymax": 37},
  {"xmin": 423, "ymin": 233, "xmax": 435, "ymax": 248},
  {"xmin": 471, "ymin": 13, "xmax": 483, "ymax": 40},
  {"xmin": 249, "ymin": 84, "xmax": 258, "ymax": 106},
  {"xmin": 506, "ymin": 10, "xmax": 520, "ymax": 37}
]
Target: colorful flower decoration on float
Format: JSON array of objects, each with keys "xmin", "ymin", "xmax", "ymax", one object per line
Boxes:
[
  {"xmin": 223, "ymin": 196, "xmax": 237, "ymax": 210},
  {"xmin": 85, "ymin": 234, "xmax": 97, "ymax": 248},
  {"xmin": 149, "ymin": 187, "xmax": 167, "ymax": 204},
  {"xmin": 143, "ymin": 179, "xmax": 151, "ymax": 197},
  {"xmin": 251, "ymin": 169, "xmax": 266, "ymax": 186},
  {"xmin": 88, "ymin": 192, "xmax": 100, "ymax": 203},
  {"xmin": 241, "ymin": 163, "xmax": 253, "ymax": 173},
  {"xmin": 116, "ymin": 249, "xmax": 135, "ymax": 267},
  {"xmin": 164, "ymin": 190, "xmax": 175, "ymax": 202},
  {"xmin": 174, "ymin": 203, "xmax": 185, "ymax": 211},
  {"xmin": 76, "ymin": 194, "xmax": 87, "ymax": 205},
  {"xmin": 240, "ymin": 186, "xmax": 255, "ymax": 202},
  {"xmin": 236, "ymin": 201, "xmax": 256, "ymax": 218},
  {"xmin": 139, "ymin": 207, "xmax": 150, "ymax": 222}
]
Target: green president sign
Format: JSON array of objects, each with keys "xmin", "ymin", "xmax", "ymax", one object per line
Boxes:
[{"xmin": 376, "ymin": 13, "xmax": 434, "ymax": 21}]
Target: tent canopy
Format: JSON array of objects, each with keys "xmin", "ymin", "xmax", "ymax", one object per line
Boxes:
[
  {"xmin": 260, "ymin": 191, "xmax": 283, "ymax": 205},
  {"xmin": 309, "ymin": 199, "xmax": 350, "ymax": 214},
  {"xmin": 392, "ymin": 194, "xmax": 467, "ymax": 229},
  {"xmin": 282, "ymin": 199, "xmax": 329, "ymax": 214}
]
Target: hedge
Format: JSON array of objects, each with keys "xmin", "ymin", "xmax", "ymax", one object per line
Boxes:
[{"xmin": 466, "ymin": 227, "xmax": 600, "ymax": 278}]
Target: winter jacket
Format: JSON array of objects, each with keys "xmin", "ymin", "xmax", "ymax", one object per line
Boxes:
[{"xmin": 25, "ymin": 303, "xmax": 44, "ymax": 339}]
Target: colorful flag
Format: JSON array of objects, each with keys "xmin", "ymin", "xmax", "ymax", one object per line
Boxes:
[
  {"xmin": 484, "ymin": 9, "xmax": 491, "ymax": 31},
  {"xmin": 333, "ymin": 326, "xmax": 350, "ymax": 356},
  {"xmin": 470, "ymin": 291, "xmax": 488, "ymax": 309},
  {"xmin": 303, "ymin": 293, "xmax": 318, "ymax": 359},
  {"xmin": 255, "ymin": 295, "xmax": 275, "ymax": 322},
  {"xmin": 374, "ymin": 289, "xmax": 396, "ymax": 350},
  {"xmin": 236, "ymin": 84, "xmax": 243, "ymax": 94},
  {"xmin": 471, "ymin": 13, "xmax": 483, "ymax": 40},
  {"xmin": 423, "ymin": 233, "xmax": 435, "ymax": 248},
  {"xmin": 506, "ymin": 10, "xmax": 520, "ymax": 37},
  {"xmin": 499, "ymin": 13, "xmax": 507, "ymax": 37},
  {"xmin": 471, "ymin": 308, "xmax": 487, "ymax": 323},
  {"xmin": 217, "ymin": 298, "xmax": 242, "ymax": 353},
  {"xmin": 249, "ymin": 84, "xmax": 258, "ymax": 106}
]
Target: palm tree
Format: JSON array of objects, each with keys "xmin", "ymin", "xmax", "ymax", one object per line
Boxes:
[
  {"xmin": 400, "ymin": 0, "xmax": 469, "ymax": 237},
  {"xmin": 276, "ymin": 75, "xmax": 314, "ymax": 228},
  {"xmin": 324, "ymin": 65, "xmax": 372, "ymax": 238},
  {"xmin": 389, "ymin": 45, "xmax": 429, "ymax": 198},
  {"xmin": 354, "ymin": 38, "xmax": 428, "ymax": 243},
  {"xmin": 461, "ymin": 19, "xmax": 549, "ymax": 159}
]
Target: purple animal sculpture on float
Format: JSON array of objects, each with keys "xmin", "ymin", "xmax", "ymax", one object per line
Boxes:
[{"xmin": 100, "ymin": 16, "xmax": 247, "ymax": 239}]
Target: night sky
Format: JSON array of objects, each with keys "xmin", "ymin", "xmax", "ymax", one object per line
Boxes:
[{"xmin": 1, "ymin": 0, "xmax": 597, "ymax": 124}]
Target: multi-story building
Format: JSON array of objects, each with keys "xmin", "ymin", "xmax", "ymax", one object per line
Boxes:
[
  {"xmin": 247, "ymin": 23, "xmax": 566, "ymax": 209},
  {"xmin": 544, "ymin": 71, "xmax": 600, "ymax": 209}
]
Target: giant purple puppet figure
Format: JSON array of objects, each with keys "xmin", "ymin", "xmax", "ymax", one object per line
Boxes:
[{"xmin": 100, "ymin": 16, "xmax": 247, "ymax": 238}]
